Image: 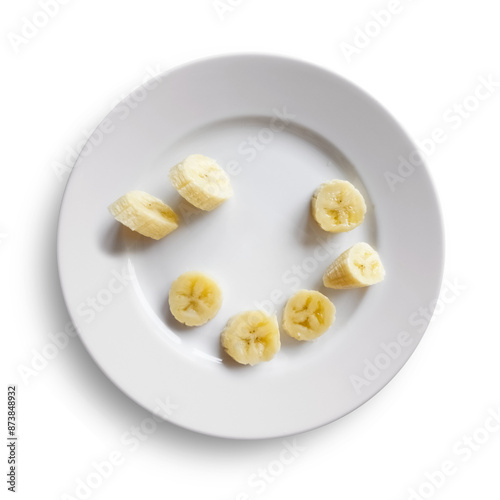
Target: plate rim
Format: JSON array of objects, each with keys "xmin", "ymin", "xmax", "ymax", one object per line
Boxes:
[{"xmin": 57, "ymin": 52, "xmax": 445, "ymax": 439}]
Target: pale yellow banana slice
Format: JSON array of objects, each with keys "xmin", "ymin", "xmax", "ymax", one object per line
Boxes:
[
  {"xmin": 169, "ymin": 154, "xmax": 233, "ymax": 211},
  {"xmin": 108, "ymin": 190, "xmax": 179, "ymax": 240},
  {"xmin": 311, "ymin": 179, "xmax": 366, "ymax": 232},
  {"xmin": 221, "ymin": 311, "xmax": 280, "ymax": 366},
  {"xmin": 169, "ymin": 272, "xmax": 222, "ymax": 326},
  {"xmin": 282, "ymin": 290, "xmax": 335, "ymax": 341},
  {"xmin": 323, "ymin": 242, "xmax": 385, "ymax": 289}
]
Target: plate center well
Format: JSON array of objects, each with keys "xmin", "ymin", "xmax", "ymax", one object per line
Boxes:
[{"xmin": 126, "ymin": 116, "xmax": 378, "ymax": 365}]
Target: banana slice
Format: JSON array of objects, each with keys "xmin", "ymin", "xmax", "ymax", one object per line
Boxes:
[
  {"xmin": 323, "ymin": 242, "xmax": 385, "ymax": 289},
  {"xmin": 108, "ymin": 190, "xmax": 179, "ymax": 240},
  {"xmin": 221, "ymin": 311, "xmax": 280, "ymax": 366},
  {"xmin": 169, "ymin": 272, "xmax": 222, "ymax": 326},
  {"xmin": 311, "ymin": 179, "xmax": 366, "ymax": 232},
  {"xmin": 169, "ymin": 154, "xmax": 233, "ymax": 211},
  {"xmin": 282, "ymin": 290, "xmax": 336, "ymax": 341}
]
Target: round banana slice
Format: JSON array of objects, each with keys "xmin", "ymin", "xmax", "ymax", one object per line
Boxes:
[
  {"xmin": 108, "ymin": 190, "xmax": 179, "ymax": 240},
  {"xmin": 311, "ymin": 179, "xmax": 366, "ymax": 232},
  {"xmin": 282, "ymin": 290, "xmax": 336, "ymax": 341},
  {"xmin": 221, "ymin": 311, "xmax": 280, "ymax": 366},
  {"xmin": 169, "ymin": 272, "xmax": 223, "ymax": 326},
  {"xmin": 169, "ymin": 154, "xmax": 233, "ymax": 211},
  {"xmin": 323, "ymin": 242, "xmax": 385, "ymax": 289}
]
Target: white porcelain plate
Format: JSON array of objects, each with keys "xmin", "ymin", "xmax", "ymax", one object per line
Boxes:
[{"xmin": 58, "ymin": 54, "xmax": 444, "ymax": 439}]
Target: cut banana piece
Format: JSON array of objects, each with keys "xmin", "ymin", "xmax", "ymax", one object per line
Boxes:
[
  {"xmin": 108, "ymin": 190, "xmax": 179, "ymax": 240},
  {"xmin": 221, "ymin": 311, "xmax": 280, "ymax": 366},
  {"xmin": 169, "ymin": 272, "xmax": 222, "ymax": 326},
  {"xmin": 323, "ymin": 242, "xmax": 385, "ymax": 289},
  {"xmin": 169, "ymin": 154, "xmax": 233, "ymax": 211},
  {"xmin": 282, "ymin": 290, "xmax": 335, "ymax": 341},
  {"xmin": 311, "ymin": 179, "xmax": 366, "ymax": 232}
]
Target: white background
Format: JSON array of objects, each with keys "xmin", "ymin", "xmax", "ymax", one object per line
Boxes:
[{"xmin": 2, "ymin": 0, "xmax": 499, "ymax": 499}]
